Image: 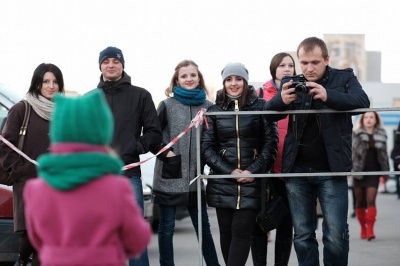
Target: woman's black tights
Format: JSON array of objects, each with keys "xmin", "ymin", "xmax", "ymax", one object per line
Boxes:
[{"xmin": 216, "ymin": 208, "xmax": 258, "ymax": 266}]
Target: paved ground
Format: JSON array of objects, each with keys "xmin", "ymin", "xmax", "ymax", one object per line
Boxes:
[{"xmin": 147, "ymin": 191, "xmax": 400, "ymax": 266}]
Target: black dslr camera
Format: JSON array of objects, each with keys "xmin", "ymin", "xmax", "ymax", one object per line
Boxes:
[{"xmin": 284, "ymin": 74, "xmax": 311, "ymax": 94}]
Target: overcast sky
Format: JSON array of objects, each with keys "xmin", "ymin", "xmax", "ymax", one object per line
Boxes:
[{"xmin": 1, "ymin": 0, "xmax": 399, "ymax": 103}]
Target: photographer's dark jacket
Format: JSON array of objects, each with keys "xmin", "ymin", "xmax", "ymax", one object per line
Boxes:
[
  {"xmin": 95, "ymin": 72, "xmax": 162, "ymax": 177},
  {"xmin": 202, "ymin": 88, "xmax": 278, "ymax": 210},
  {"xmin": 265, "ymin": 67, "xmax": 370, "ymax": 173}
]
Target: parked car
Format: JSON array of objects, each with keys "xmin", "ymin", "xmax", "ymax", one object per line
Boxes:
[
  {"xmin": 0, "ymin": 84, "xmax": 153, "ymax": 263},
  {"xmin": 0, "ymin": 84, "xmax": 23, "ymax": 263},
  {"xmin": 0, "ymin": 185, "xmax": 20, "ymax": 264}
]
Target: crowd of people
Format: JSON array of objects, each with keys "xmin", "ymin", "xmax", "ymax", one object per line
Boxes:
[{"xmin": 1, "ymin": 35, "xmax": 399, "ymax": 266}]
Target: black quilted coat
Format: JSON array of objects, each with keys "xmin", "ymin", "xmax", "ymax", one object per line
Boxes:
[{"xmin": 201, "ymin": 87, "xmax": 278, "ymax": 210}]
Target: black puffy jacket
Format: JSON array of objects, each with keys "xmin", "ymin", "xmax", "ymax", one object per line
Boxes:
[{"xmin": 201, "ymin": 87, "xmax": 278, "ymax": 210}]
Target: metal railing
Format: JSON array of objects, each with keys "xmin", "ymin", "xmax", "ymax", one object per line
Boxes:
[{"xmin": 194, "ymin": 107, "xmax": 400, "ymax": 265}]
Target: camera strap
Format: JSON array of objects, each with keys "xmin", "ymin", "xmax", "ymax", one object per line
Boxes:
[{"xmin": 258, "ymin": 87, "xmax": 264, "ymax": 98}]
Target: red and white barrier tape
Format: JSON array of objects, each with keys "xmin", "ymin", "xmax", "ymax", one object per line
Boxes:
[
  {"xmin": 0, "ymin": 135, "xmax": 39, "ymax": 166},
  {"xmin": 0, "ymin": 108, "xmax": 207, "ymax": 171},
  {"xmin": 123, "ymin": 108, "xmax": 207, "ymax": 170}
]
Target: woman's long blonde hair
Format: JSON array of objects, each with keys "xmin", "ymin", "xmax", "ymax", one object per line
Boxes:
[{"xmin": 164, "ymin": 60, "xmax": 209, "ymax": 98}]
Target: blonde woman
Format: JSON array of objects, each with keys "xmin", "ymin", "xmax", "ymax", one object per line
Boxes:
[{"xmin": 152, "ymin": 60, "xmax": 219, "ymax": 266}]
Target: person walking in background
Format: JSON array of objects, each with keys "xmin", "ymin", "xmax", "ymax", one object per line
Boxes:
[
  {"xmin": 24, "ymin": 90, "xmax": 152, "ymax": 265},
  {"xmin": 152, "ymin": 60, "xmax": 220, "ymax": 266},
  {"xmin": 202, "ymin": 62, "xmax": 278, "ymax": 266},
  {"xmin": 390, "ymin": 120, "xmax": 400, "ymax": 200},
  {"xmin": 251, "ymin": 52, "xmax": 295, "ymax": 266},
  {"xmin": 352, "ymin": 111, "xmax": 390, "ymax": 240},
  {"xmin": 93, "ymin": 46, "xmax": 163, "ymax": 266},
  {"xmin": 265, "ymin": 37, "xmax": 370, "ymax": 266},
  {"xmin": 0, "ymin": 63, "xmax": 65, "ymax": 266}
]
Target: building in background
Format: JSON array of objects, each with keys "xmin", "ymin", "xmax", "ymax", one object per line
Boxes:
[{"xmin": 324, "ymin": 34, "xmax": 367, "ymax": 81}]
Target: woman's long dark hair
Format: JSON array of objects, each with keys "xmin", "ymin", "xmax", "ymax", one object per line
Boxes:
[{"xmin": 27, "ymin": 63, "xmax": 65, "ymax": 98}]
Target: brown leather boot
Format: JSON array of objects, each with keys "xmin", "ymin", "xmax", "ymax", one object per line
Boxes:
[
  {"xmin": 366, "ymin": 206, "xmax": 377, "ymax": 241},
  {"xmin": 356, "ymin": 208, "xmax": 367, "ymax": 239}
]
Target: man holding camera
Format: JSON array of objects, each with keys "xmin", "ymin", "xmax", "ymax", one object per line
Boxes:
[{"xmin": 265, "ymin": 36, "xmax": 370, "ymax": 266}]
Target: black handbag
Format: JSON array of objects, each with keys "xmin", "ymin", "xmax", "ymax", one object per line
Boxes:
[
  {"xmin": 0, "ymin": 101, "xmax": 31, "ymax": 186},
  {"xmin": 256, "ymin": 178, "xmax": 290, "ymax": 233}
]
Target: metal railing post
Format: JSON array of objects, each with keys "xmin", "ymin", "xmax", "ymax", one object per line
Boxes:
[{"xmin": 196, "ymin": 124, "xmax": 203, "ymax": 265}]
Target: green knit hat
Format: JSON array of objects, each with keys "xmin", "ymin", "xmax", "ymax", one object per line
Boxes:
[{"xmin": 50, "ymin": 89, "xmax": 113, "ymax": 145}]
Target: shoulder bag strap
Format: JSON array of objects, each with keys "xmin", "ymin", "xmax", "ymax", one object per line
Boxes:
[
  {"xmin": 260, "ymin": 178, "xmax": 270, "ymax": 213},
  {"xmin": 267, "ymin": 178, "xmax": 279, "ymax": 198},
  {"xmin": 258, "ymin": 87, "xmax": 264, "ymax": 98},
  {"xmin": 17, "ymin": 100, "xmax": 31, "ymax": 150}
]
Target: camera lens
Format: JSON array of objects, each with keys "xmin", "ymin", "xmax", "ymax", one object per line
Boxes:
[{"xmin": 295, "ymin": 84, "xmax": 307, "ymax": 94}]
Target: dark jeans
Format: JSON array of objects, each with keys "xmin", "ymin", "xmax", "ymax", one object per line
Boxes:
[
  {"xmin": 394, "ymin": 162, "xmax": 400, "ymax": 199},
  {"xmin": 251, "ymin": 178, "xmax": 293, "ymax": 266},
  {"xmin": 216, "ymin": 208, "xmax": 257, "ymax": 266},
  {"xmin": 128, "ymin": 176, "xmax": 149, "ymax": 266},
  {"xmin": 286, "ymin": 164, "xmax": 349, "ymax": 266},
  {"xmin": 397, "ymin": 175, "xmax": 400, "ymax": 198},
  {"xmin": 158, "ymin": 201, "xmax": 220, "ymax": 266}
]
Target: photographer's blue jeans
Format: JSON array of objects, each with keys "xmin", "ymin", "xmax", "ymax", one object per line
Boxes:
[
  {"xmin": 128, "ymin": 176, "xmax": 149, "ymax": 266},
  {"xmin": 285, "ymin": 164, "xmax": 349, "ymax": 266},
  {"xmin": 158, "ymin": 202, "xmax": 220, "ymax": 266}
]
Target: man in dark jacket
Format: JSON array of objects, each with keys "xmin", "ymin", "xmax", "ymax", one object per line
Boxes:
[
  {"xmin": 95, "ymin": 46, "xmax": 162, "ymax": 266},
  {"xmin": 265, "ymin": 37, "xmax": 370, "ymax": 266}
]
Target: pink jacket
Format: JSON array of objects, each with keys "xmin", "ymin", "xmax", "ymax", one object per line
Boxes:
[
  {"xmin": 259, "ymin": 80, "xmax": 289, "ymax": 173},
  {"xmin": 24, "ymin": 175, "xmax": 151, "ymax": 266}
]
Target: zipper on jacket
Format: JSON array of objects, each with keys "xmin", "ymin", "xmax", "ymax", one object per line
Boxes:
[
  {"xmin": 235, "ymin": 100, "xmax": 240, "ymax": 168},
  {"xmin": 292, "ymin": 114, "xmax": 297, "ymax": 140},
  {"xmin": 236, "ymin": 185, "xmax": 241, "ymax": 209},
  {"xmin": 234, "ymin": 99, "xmax": 241, "ymax": 209}
]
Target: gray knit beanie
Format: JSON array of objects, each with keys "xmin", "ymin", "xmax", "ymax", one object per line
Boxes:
[{"xmin": 221, "ymin": 62, "xmax": 249, "ymax": 83}]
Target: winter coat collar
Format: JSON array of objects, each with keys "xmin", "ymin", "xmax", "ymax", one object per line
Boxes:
[
  {"xmin": 215, "ymin": 86, "xmax": 258, "ymax": 110},
  {"xmin": 97, "ymin": 71, "xmax": 132, "ymax": 94}
]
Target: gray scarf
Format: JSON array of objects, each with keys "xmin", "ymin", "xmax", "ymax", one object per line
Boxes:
[{"xmin": 25, "ymin": 94, "xmax": 54, "ymax": 121}]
